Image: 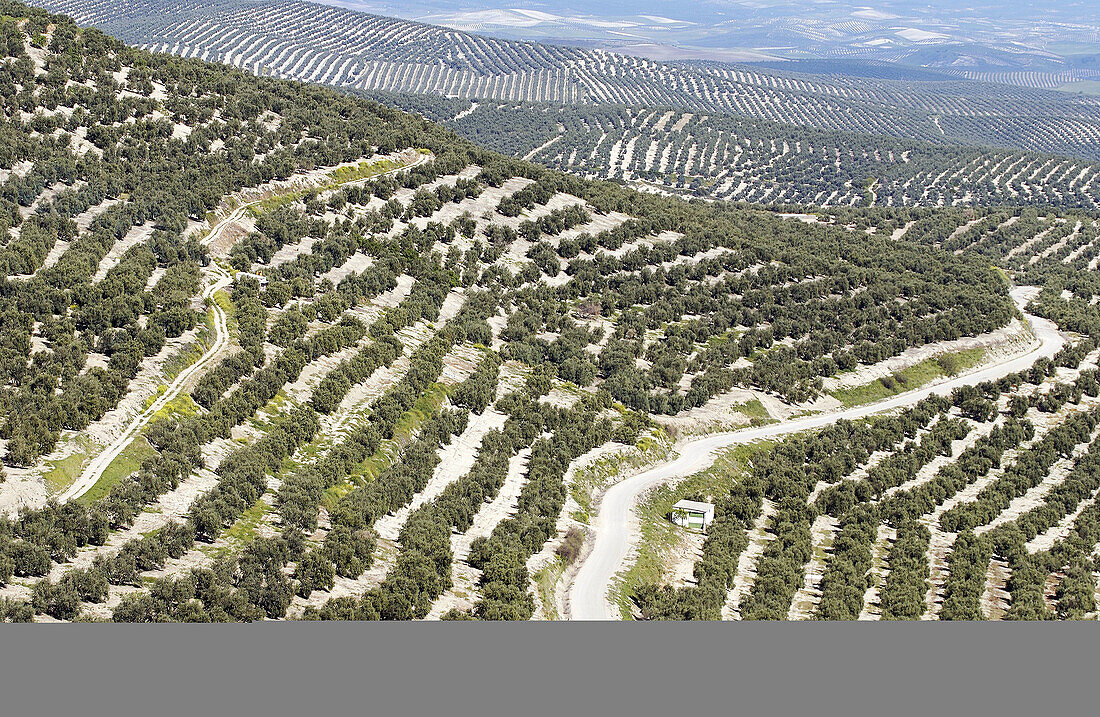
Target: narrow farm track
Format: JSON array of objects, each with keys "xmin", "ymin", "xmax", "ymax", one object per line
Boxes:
[
  {"xmin": 56, "ymin": 153, "xmax": 432, "ymax": 505},
  {"xmin": 57, "ymin": 268, "xmax": 232, "ymax": 503},
  {"xmin": 567, "ymin": 294, "xmax": 1066, "ymax": 620},
  {"xmin": 201, "ymin": 204, "xmax": 252, "ymax": 248}
]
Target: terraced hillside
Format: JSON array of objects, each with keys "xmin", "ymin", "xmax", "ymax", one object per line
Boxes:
[
  {"xmin": 26, "ymin": 0, "xmax": 1100, "ymax": 161},
  {"xmin": 25, "ymin": 0, "xmax": 1100, "ymax": 212},
  {"xmin": 0, "ymin": 2, "xmax": 1039, "ymax": 622},
  {"xmin": 396, "ymin": 98, "xmax": 1100, "ymax": 209},
  {"xmin": 601, "ymin": 204, "xmax": 1100, "ymax": 621}
]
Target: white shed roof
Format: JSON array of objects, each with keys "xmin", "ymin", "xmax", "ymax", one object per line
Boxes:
[{"xmin": 673, "ymin": 499, "xmax": 714, "ymax": 513}]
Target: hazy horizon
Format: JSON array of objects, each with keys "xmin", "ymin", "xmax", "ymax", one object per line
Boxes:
[{"xmin": 314, "ymin": 0, "xmax": 1100, "ymax": 69}]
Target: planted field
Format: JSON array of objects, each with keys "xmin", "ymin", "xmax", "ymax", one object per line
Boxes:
[
  {"xmin": 25, "ymin": 0, "xmax": 1100, "ymax": 211},
  {"xmin": 612, "ymin": 197, "xmax": 1100, "ymax": 621},
  {"xmin": 633, "ymin": 345, "xmax": 1100, "ymax": 621},
  {"xmin": 421, "ymin": 100, "xmax": 1100, "ymax": 210},
  {"xmin": 0, "ymin": 3, "xmax": 1034, "ymax": 622},
  {"xmin": 5, "ymin": 2, "xmax": 1100, "ymax": 624},
  {"xmin": 26, "ymin": 0, "xmax": 1100, "ymax": 162}
]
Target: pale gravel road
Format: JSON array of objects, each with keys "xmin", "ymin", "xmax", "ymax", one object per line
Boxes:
[{"xmin": 567, "ymin": 290, "xmax": 1065, "ymax": 620}]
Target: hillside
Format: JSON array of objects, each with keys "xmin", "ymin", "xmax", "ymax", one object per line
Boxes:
[
  {"xmin": 25, "ymin": 0, "xmax": 1100, "ymax": 159},
  {"xmin": 26, "ymin": 0, "xmax": 1100, "ymax": 211},
  {"xmin": 382, "ymin": 94, "xmax": 1100, "ymax": 209},
  {"xmin": 1, "ymin": 1, "xmax": 1065, "ymax": 623}
]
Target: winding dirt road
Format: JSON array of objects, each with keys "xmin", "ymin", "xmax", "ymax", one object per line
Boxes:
[{"xmin": 567, "ymin": 291, "xmax": 1065, "ymax": 620}]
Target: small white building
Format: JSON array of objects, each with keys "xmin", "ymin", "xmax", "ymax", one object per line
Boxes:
[{"xmin": 670, "ymin": 499, "xmax": 715, "ymax": 532}]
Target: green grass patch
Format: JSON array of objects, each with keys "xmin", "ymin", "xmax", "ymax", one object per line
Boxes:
[
  {"xmin": 731, "ymin": 398, "xmax": 772, "ymax": 425},
  {"xmin": 248, "ymin": 193, "xmax": 297, "ymax": 216},
  {"xmin": 290, "ymin": 433, "xmax": 326, "ymax": 467},
  {"xmin": 319, "ymin": 383, "xmax": 453, "ymax": 511},
  {"xmin": 212, "ymin": 288, "xmax": 237, "ymax": 332},
  {"xmin": 142, "ymin": 389, "xmax": 200, "ymax": 421},
  {"xmin": 214, "ymin": 284, "xmax": 235, "ymax": 303},
  {"xmin": 153, "ymin": 393, "xmax": 199, "ymax": 422},
  {"xmin": 322, "ymin": 481, "xmax": 359, "ymax": 506},
  {"xmin": 829, "ymin": 347, "xmax": 986, "ymax": 408},
  {"xmin": 250, "ymin": 391, "xmax": 292, "ymax": 432},
  {"xmin": 243, "ymin": 155, "xmax": 412, "ymax": 218},
  {"xmin": 77, "ymin": 435, "xmax": 158, "ymax": 505},
  {"xmin": 328, "ymin": 158, "xmax": 400, "ymax": 185},
  {"xmin": 392, "ymin": 382, "xmax": 450, "ymax": 442},
  {"xmin": 41, "ymin": 436, "xmax": 99, "ymax": 494},
  {"xmin": 223, "ymin": 498, "xmax": 271, "ymax": 549},
  {"xmin": 704, "ymin": 327, "xmax": 741, "ymax": 347},
  {"xmin": 143, "ymin": 384, "xmax": 168, "ymax": 411},
  {"xmin": 533, "ymin": 558, "xmax": 567, "ymax": 620},
  {"xmin": 609, "ymin": 442, "xmax": 767, "ymax": 620}
]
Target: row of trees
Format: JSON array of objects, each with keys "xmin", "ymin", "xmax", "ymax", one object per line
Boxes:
[
  {"xmin": 309, "ymin": 333, "xmax": 402, "ymax": 415},
  {"xmin": 939, "ymin": 409, "xmax": 1100, "ymax": 533},
  {"xmin": 814, "ymin": 505, "xmax": 879, "ymax": 620},
  {"xmin": 309, "ymin": 270, "xmax": 452, "ymax": 414},
  {"xmin": 192, "ymin": 278, "xmax": 267, "ymax": 408},
  {"xmin": 467, "ymin": 408, "xmax": 613, "ymax": 620},
  {"xmin": 278, "ymin": 325, "xmax": 459, "ymax": 533},
  {"xmin": 403, "ymin": 177, "xmax": 482, "ymax": 220},
  {"xmin": 938, "ymin": 530, "xmax": 991, "ymax": 620},
  {"xmin": 228, "ymin": 204, "xmax": 324, "ymax": 270},
  {"xmin": 496, "ymin": 177, "xmax": 557, "ymax": 217},
  {"xmin": 881, "ymin": 418, "xmax": 1033, "ymax": 526},
  {"xmin": 815, "ymin": 418, "xmax": 972, "ymax": 517},
  {"xmin": 303, "ymin": 405, "xmax": 537, "ymax": 621},
  {"xmin": 1053, "ymin": 558, "xmax": 1097, "ymax": 620},
  {"xmin": 517, "ymin": 204, "xmax": 590, "ymax": 242},
  {"xmin": 284, "ymin": 404, "xmax": 473, "ymax": 600},
  {"xmin": 986, "ymin": 435, "xmax": 1100, "ymax": 548},
  {"xmin": 450, "ymin": 353, "xmax": 500, "ymax": 414},
  {"xmin": 879, "ymin": 521, "xmax": 932, "ymax": 620}
]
